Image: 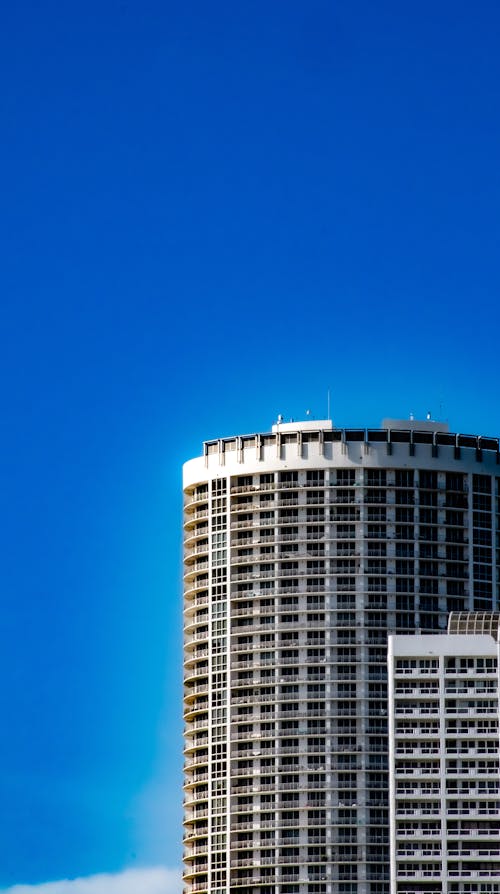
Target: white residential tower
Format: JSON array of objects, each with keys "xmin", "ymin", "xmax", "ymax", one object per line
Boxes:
[
  {"xmin": 183, "ymin": 418, "xmax": 500, "ymax": 894},
  {"xmin": 388, "ymin": 612, "xmax": 500, "ymax": 894}
]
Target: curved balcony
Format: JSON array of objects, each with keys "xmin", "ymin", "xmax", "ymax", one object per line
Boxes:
[
  {"xmin": 183, "ymin": 665, "xmax": 209, "ymax": 686},
  {"xmin": 184, "ymin": 561, "xmax": 209, "ymax": 582},
  {"xmin": 184, "ymin": 508, "xmax": 210, "ymax": 530},
  {"xmin": 183, "ymin": 733, "xmax": 209, "ymax": 755},
  {"xmin": 184, "ymin": 487, "xmax": 209, "ymax": 507},
  {"xmin": 183, "ymin": 594, "xmax": 209, "ymax": 618},
  {"xmin": 184, "ymin": 525, "xmax": 209, "ymax": 549},
  {"xmin": 185, "ymin": 714, "xmax": 210, "ymax": 733},
  {"xmin": 183, "ymin": 822, "xmax": 208, "ymax": 842},
  {"xmin": 184, "ymin": 543, "xmax": 210, "ymax": 564},
  {"xmin": 184, "ymin": 610, "xmax": 209, "ymax": 633},
  {"xmin": 183, "ymin": 768, "xmax": 209, "ymax": 790},
  {"xmin": 184, "ymin": 699, "xmax": 209, "ymax": 722},
  {"xmin": 231, "ymin": 517, "xmax": 275, "ymax": 531},
  {"xmin": 183, "ymin": 788, "xmax": 209, "ymax": 809},
  {"xmin": 182, "ymin": 863, "xmax": 208, "ymax": 882},
  {"xmin": 184, "ymin": 579, "xmax": 210, "ymax": 599},
  {"xmin": 183, "ymin": 841, "xmax": 208, "ymax": 860},
  {"xmin": 184, "ymin": 749, "xmax": 209, "ymax": 769},
  {"xmin": 184, "ymin": 629, "xmax": 209, "ymax": 650},
  {"xmin": 184, "ymin": 682, "xmax": 209, "ymax": 703}
]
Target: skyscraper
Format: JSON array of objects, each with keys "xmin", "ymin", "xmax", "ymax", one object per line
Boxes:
[{"xmin": 182, "ymin": 417, "xmax": 500, "ymax": 894}]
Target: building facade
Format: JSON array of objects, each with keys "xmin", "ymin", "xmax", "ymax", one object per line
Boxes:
[
  {"xmin": 182, "ymin": 418, "xmax": 500, "ymax": 894},
  {"xmin": 388, "ymin": 613, "xmax": 500, "ymax": 894}
]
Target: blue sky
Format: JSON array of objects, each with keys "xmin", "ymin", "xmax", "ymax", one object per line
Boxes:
[{"xmin": 1, "ymin": 0, "xmax": 500, "ymax": 890}]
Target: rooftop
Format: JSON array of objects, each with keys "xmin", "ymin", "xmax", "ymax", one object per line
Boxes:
[
  {"xmin": 271, "ymin": 416, "xmax": 450, "ymax": 434},
  {"xmin": 448, "ymin": 611, "xmax": 500, "ymax": 641},
  {"xmin": 271, "ymin": 418, "xmax": 333, "ymax": 433}
]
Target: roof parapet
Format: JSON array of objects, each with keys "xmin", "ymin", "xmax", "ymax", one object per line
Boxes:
[
  {"xmin": 271, "ymin": 419, "xmax": 333, "ymax": 434},
  {"xmin": 382, "ymin": 418, "xmax": 449, "ymax": 433}
]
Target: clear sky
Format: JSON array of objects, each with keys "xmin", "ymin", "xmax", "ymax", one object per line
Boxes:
[{"xmin": 1, "ymin": 1, "xmax": 500, "ymax": 891}]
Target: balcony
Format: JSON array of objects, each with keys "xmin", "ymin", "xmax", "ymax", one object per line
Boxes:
[
  {"xmin": 184, "ymin": 508, "xmax": 209, "ymax": 527},
  {"xmin": 184, "ymin": 543, "xmax": 210, "ymax": 560}
]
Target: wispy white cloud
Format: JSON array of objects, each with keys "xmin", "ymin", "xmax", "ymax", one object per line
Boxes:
[{"xmin": 0, "ymin": 867, "xmax": 182, "ymax": 894}]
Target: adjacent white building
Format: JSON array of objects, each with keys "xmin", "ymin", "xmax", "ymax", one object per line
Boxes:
[
  {"xmin": 388, "ymin": 613, "xmax": 500, "ymax": 894},
  {"xmin": 182, "ymin": 418, "xmax": 500, "ymax": 894}
]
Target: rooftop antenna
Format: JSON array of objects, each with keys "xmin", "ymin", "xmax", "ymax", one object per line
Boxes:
[{"xmin": 426, "ymin": 411, "xmax": 432, "ymax": 421}]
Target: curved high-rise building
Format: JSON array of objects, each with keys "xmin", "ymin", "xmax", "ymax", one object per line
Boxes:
[{"xmin": 182, "ymin": 417, "xmax": 500, "ymax": 894}]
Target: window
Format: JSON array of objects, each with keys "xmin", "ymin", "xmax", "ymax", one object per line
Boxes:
[{"xmin": 305, "ymin": 469, "xmax": 325, "ymax": 486}]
